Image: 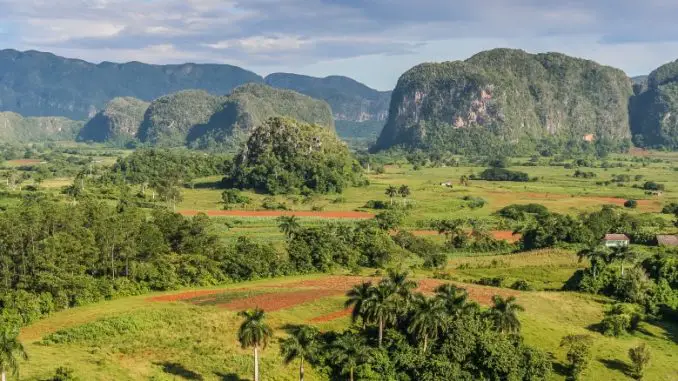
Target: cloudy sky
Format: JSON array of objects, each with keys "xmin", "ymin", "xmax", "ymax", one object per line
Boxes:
[{"xmin": 1, "ymin": 0, "xmax": 678, "ymax": 90}]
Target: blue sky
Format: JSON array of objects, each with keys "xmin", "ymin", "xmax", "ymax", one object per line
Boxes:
[{"xmin": 1, "ymin": 0, "xmax": 678, "ymax": 90}]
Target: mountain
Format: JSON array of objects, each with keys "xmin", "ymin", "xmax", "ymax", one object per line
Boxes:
[
  {"xmin": 264, "ymin": 73, "xmax": 390, "ymax": 122},
  {"xmin": 0, "ymin": 49, "xmax": 262, "ymax": 120},
  {"xmin": 77, "ymin": 97, "xmax": 150, "ymax": 144},
  {"xmin": 629, "ymin": 60, "xmax": 678, "ymax": 149},
  {"xmin": 374, "ymin": 49, "xmax": 633, "ymax": 154},
  {"xmin": 137, "ymin": 83, "xmax": 335, "ymax": 149},
  {"xmin": 0, "ymin": 112, "xmax": 82, "ymax": 142}
]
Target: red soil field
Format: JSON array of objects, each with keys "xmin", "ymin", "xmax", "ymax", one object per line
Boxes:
[
  {"xmin": 310, "ymin": 308, "xmax": 352, "ymax": 323},
  {"xmin": 219, "ymin": 289, "xmax": 343, "ymax": 312},
  {"xmin": 178, "ymin": 210, "xmax": 374, "ymax": 219},
  {"xmin": 408, "ymin": 230, "xmax": 522, "ymax": 243}
]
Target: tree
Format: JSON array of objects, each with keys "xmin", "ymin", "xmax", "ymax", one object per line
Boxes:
[
  {"xmin": 383, "ymin": 269, "xmax": 417, "ymax": 302},
  {"xmin": 611, "ymin": 246, "xmax": 637, "ymax": 276},
  {"xmin": 278, "ymin": 215, "xmax": 301, "ymax": 239},
  {"xmin": 408, "ymin": 294, "xmax": 447, "ymax": 352},
  {"xmin": 0, "ymin": 327, "xmax": 28, "ymax": 381},
  {"xmin": 577, "ymin": 246, "xmax": 611, "ymax": 280},
  {"xmin": 330, "ymin": 333, "xmax": 369, "ymax": 381},
  {"xmin": 435, "ymin": 218, "xmax": 468, "ymax": 248},
  {"xmin": 385, "ymin": 186, "xmax": 398, "ymax": 205},
  {"xmin": 398, "ymin": 185, "xmax": 411, "ymax": 206},
  {"xmin": 364, "ymin": 282, "xmax": 397, "ymax": 347},
  {"xmin": 280, "ymin": 325, "xmax": 319, "ymax": 381},
  {"xmin": 628, "ymin": 343, "xmax": 651, "ymax": 380},
  {"xmin": 238, "ymin": 308, "xmax": 273, "ymax": 381},
  {"xmin": 345, "ymin": 282, "xmax": 373, "ymax": 325},
  {"xmin": 434, "ymin": 283, "xmax": 469, "ymax": 317},
  {"xmin": 560, "ymin": 334, "xmax": 593, "ymax": 381},
  {"xmin": 488, "ymin": 295, "xmax": 524, "ymax": 334},
  {"xmin": 459, "ymin": 175, "xmax": 470, "ymax": 186}
]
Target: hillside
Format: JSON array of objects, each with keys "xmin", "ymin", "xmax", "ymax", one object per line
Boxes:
[
  {"xmin": 0, "ymin": 49, "xmax": 262, "ymax": 120},
  {"xmin": 77, "ymin": 97, "xmax": 150, "ymax": 144},
  {"xmin": 264, "ymin": 73, "xmax": 390, "ymax": 122},
  {"xmin": 137, "ymin": 84, "xmax": 335, "ymax": 149},
  {"xmin": 374, "ymin": 49, "xmax": 634, "ymax": 154},
  {"xmin": 0, "ymin": 112, "xmax": 82, "ymax": 142},
  {"xmin": 630, "ymin": 60, "xmax": 678, "ymax": 149}
]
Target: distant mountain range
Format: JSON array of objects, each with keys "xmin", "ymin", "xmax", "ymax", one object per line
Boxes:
[{"xmin": 0, "ymin": 49, "xmax": 389, "ymax": 125}]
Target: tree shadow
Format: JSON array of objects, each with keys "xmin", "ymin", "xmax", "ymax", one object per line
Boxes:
[
  {"xmin": 215, "ymin": 372, "xmax": 247, "ymax": 381},
  {"xmin": 599, "ymin": 358, "xmax": 632, "ymax": 377},
  {"xmin": 551, "ymin": 361, "xmax": 570, "ymax": 377},
  {"xmin": 585, "ymin": 322, "xmax": 603, "ymax": 334},
  {"xmin": 155, "ymin": 362, "xmax": 203, "ymax": 380}
]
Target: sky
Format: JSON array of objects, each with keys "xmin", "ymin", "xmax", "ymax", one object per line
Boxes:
[{"xmin": 2, "ymin": 0, "xmax": 678, "ymax": 90}]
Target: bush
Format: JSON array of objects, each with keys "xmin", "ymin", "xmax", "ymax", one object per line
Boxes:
[
  {"xmin": 476, "ymin": 277, "xmax": 504, "ymax": 287},
  {"xmin": 661, "ymin": 202, "xmax": 678, "ymax": 214},
  {"xmin": 363, "ymin": 200, "xmax": 390, "ymax": 209},
  {"xmin": 600, "ymin": 304, "xmax": 643, "ymax": 337},
  {"xmin": 624, "ymin": 199, "xmax": 638, "ymax": 209},
  {"xmin": 476, "ymin": 167, "xmax": 530, "ymax": 182},
  {"xmin": 462, "ymin": 195, "xmax": 487, "ymax": 209},
  {"xmin": 628, "ymin": 343, "xmax": 651, "ymax": 380},
  {"xmin": 497, "ymin": 204, "xmax": 549, "ymax": 220},
  {"xmin": 261, "ymin": 197, "xmax": 288, "ymax": 210},
  {"xmin": 510, "ymin": 280, "xmax": 534, "ymax": 291},
  {"xmin": 221, "ymin": 189, "xmax": 250, "ymax": 206},
  {"xmin": 642, "ymin": 181, "xmax": 665, "ymax": 191}
]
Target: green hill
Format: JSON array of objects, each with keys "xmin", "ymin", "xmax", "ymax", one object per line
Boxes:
[
  {"xmin": 374, "ymin": 49, "xmax": 633, "ymax": 154},
  {"xmin": 630, "ymin": 60, "xmax": 678, "ymax": 149},
  {"xmin": 77, "ymin": 97, "xmax": 150, "ymax": 144},
  {"xmin": 0, "ymin": 112, "xmax": 82, "ymax": 142},
  {"xmin": 137, "ymin": 84, "xmax": 335, "ymax": 149},
  {"xmin": 0, "ymin": 49, "xmax": 262, "ymax": 120}
]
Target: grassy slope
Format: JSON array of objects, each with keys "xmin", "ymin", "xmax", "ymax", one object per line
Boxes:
[{"xmin": 19, "ymin": 272, "xmax": 678, "ymax": 381}]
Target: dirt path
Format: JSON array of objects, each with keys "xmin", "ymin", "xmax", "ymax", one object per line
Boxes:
[{"xmin": 178, "ymin": 210, "xmax": 374, "ymax": 219}]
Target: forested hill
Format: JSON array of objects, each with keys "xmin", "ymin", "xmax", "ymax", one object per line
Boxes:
[
  {"xmin": 374, "ymin": 49, "xmax": 634, "ymax": 155},
  {"xmin": 0, "ymin": 49, "xmax": 389, "ymax": 128},
  {"xmin": 629, "ymin": 60, "xmax": 678, "ymax": 149},
  {"xmin": 0, "ymin": 112, "xmax": 82, "ymax": 142},
  {"xmin": 264, "ymin": 73, "xmax": 391, "ymax": 122},
  {"xmin": 0, "ymin": 49, "xmax": 262, "ymax": 120}
]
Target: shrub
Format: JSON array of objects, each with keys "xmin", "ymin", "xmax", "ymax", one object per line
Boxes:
[
  {"xmin": 628, "ymin": 343, "xmax": 651, "ymax": 380},
  {"xmin": 221, "ymin": 189, "xmax": 250, "ymax": 206},
  {"xmin": 497, "ymin": 204, "xmax": 549, "ymax": 220},
  {"xmin": 261, "ymin": 197, "xmax": 288, "ymax": 210},
  {"xmin": 600, "ymin": 304, "xmax": 643, "ymax": 337},
  {"xmin": 661, "ymin": 202, "xmax": 678, "ymax": 214},
  {"xmin": 642, "ymin": 181, "xmax": 665, "ymax": 191},
  {"xmin": 624, "ymin": 200, "xmax": 638, "ymax": 209},
  {"xmin": 560, "ymin": 335, "xmax": 594, "ymax": 381},
  {"xmin": 462, "ymin": 195, "xmax": 487, "ymax": 209},
  {"xmin": 476, "ymin": 167, "xmax": 530, "ymax": 182},
  {"xmin": 477, "ymin": 277, "xmax": 504, "ymax": 287},
  {"xmin": 363, "ymin": 200, "xmax": 390, "ymax": 210},
  {"xmin": 510, "ymin": 280, "xmax": 534, "ymax": 291}
]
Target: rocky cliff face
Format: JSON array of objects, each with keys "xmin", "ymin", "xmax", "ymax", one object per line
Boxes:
[
  {"xmin": 375, "ymin": 49, "xmax": 633, "ymax": 153},
  {"xmin": 630, "ymin": 60, "xmax": 678, "ymax": 149},
  {"xmin": 77, "ymin": 97, "xmax": 150, "ymax": 143}
]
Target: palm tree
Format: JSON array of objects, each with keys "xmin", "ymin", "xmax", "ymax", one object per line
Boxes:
[
  {"xmin": 385, "ymin": 186, "xmax": 398, "ymax": 205},
  {"xmin": 238, "ymin": 308, "xmax": 273, "ymax": 381},
  {"xmin": 435, "ymin": 218, "xmax": 467, "ymax": 247},
  {"xmin": 364, "ymin": 283, "xmax": 397, "ymax": 347},
  {"xmin": 277, "ymin": 215, "xmax": 301, "ymax": 239},
  {"xmin": 398, "ymin": 185, "xmax": 411, "ymax": 206},
  {"xmin": 330, "ymin": 333, "xmax": 368, "ymax": 381},
  {"xmin": 434, "ymin": 283, "xmax": 468, "ymax": 316},
  {"xmin": 0, "ymin": 328, "xmax": 28, "ymax": 381},
  {"xmin": 577, "ymin": 246, "xmax": 611, "ymax": 280},
  {"xmin": 489, "ymin": 295, "xmax": 525, "ymax": 334},
  {"xmin": 611, "ymin": 246, "xmax": 637, "ymax": 276},
  {"xmin": 345, "ymin": 281, "xmax": 373, "ymax": 325},
  {"xmin": 408, "ymin": 294, "xmax": 447, "ymax": 352},
  {"xmin": 280, "ymin": 325, "xmax": 319, "ymax": 381},
  {"xmin": 383, "ymin": 269, "xmax": 417, "ymax": 301}
]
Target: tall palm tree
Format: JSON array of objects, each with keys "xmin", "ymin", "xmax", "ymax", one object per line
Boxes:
[
  {"xmin": 577, "ymin": 246, "xmax": 611, "ymax": 280},
  {"xmin": 408, "ymin": 294, "xmax": 447, "ymax": 352},
  {"xmin": 277, "ymin": 215, "xmax": 301, "ymax": 239},
  {"xmin": 364, "ymin": 283, "xmax": 397, "ymax": 347},
  {"xmin": 0, "ymin": 328, "xmax": 27, "ymax": 381},
  {"xmin": 398, "ymin": 185, "xmax": 411, "ymax": 206},
  {"xmin": 238, "ymin": 308, "xmax": 273, "ymax": 381},
  {"xmin": 383, "ymin": 269, "xmax": 417, "ymax": 301},
  {"xmin": 330, "ymin": 333, "xmax": 368, "ymax": 381},
  {"xmin": 489, "ymin": 295, "xmax": 525, "ymax": 334},
  {"xmin": 434, "ymin": 283, "xmax": 468, "ymax": 317},
  {"xmin": 280, "ymin": 325, "xmax": 319, "ymax": 381},
  {"xmin": 611, "ymin": 246, "xmax": 637, "ymax": 276},
  {"xmin": 345, "ymin": 282, "xmax": 373, "ymax": 325},
  {"xmin": 385, "ymin": 186, "xmax": 398, "ymax": 205}
]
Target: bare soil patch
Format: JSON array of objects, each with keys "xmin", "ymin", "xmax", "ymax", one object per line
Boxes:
[
  {"xmin": 147, "ymin": 290, "xmax": 222, "ymax": 302},
  {"xmin": 310, "ymin": 308, "xmax": 352, "ymax": 323},
  {"xmin": 6, "ymin": 159, "xmax": 41, "ymax": 165},
  {"xmin": 178, "ymin": 210, "xmax": 374, "ymax": 219},
  {"xmin": 219, "ymin": 289, "xmax": 343, "ymax": 312}
]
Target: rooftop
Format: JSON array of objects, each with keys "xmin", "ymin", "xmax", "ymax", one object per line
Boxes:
[
  {"xmin": 604, "ymin": 234, "xmax": 630, "ymax": 241},
  {"xmin": 657, "ymin": 235, "xmax": 678, "ymax": 247}
]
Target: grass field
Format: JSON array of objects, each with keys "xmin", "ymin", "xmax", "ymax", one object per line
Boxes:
[{"xmin": 19, "ymin": 271, "xmax": 678, "ymax": 381}]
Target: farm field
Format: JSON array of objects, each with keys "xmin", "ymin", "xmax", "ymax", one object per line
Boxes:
[{"xmin": 19, "ymin": 272, "xmax": 678, "ymax": 381}]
